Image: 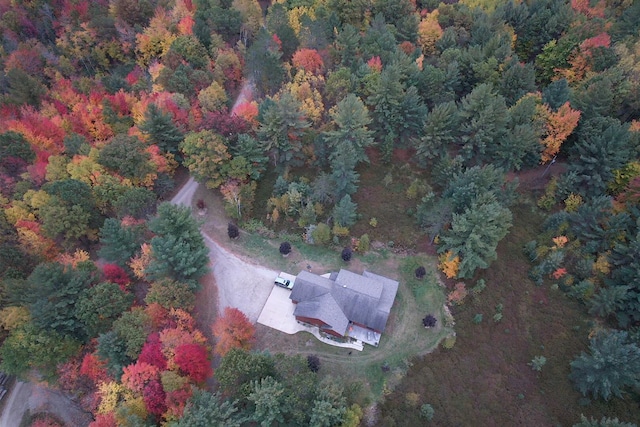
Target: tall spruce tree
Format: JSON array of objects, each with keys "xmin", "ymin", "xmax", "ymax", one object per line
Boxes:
[
  {"xmin": 258, "ymin": 92, "xmax": 310, "ymax": 167},
  {"xmin": 98, "ymin": 218, "xmax": 146, "ymax": 267},
  {"xmin": 439, "ymin": 200, "xmax": 513, "ymax": 278},
  {"xmin": 570, "ymin": 330, "xmax": 640, "ymax": 401},
  {"xmin": 139, "ymin": 104, "xmax": 184, "ymax": 156},
  {"xmin": 332, "ymin": 195, "xmax": 358, "ymax": 228},
  {"xmin": 457, "ymin": 83, "xmax": 509, "ymax": 165},
  {"xmin": 415, "ymin": 101, "xmax": 459, "ymax": 166},
  {"xmin": 146, "ymin": 203, "xmax": 209, "ymax": 288},
  {"xmin": 566, "ymin": 117, "xmax": 631, "ymax": 198},
  {"xmin": 323, "ymin": 94, "xmax": 374, "ymax": 165}
]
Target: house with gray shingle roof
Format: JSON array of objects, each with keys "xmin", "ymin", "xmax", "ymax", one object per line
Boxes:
[{"xmin": 290, "ymin": 269, "xmax": 399, "ymax": 345}]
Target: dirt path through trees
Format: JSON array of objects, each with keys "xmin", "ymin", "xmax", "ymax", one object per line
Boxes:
[
  {"xmin": 170, "ymin": 100, "xmax": 278, "ymax": 323},
  {"xmin": 0, "ymin": 380, "xmax": 92, "ymax": 427}
]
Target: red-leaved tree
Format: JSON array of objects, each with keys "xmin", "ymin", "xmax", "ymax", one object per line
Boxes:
[
  {"xmin": 102, "ymin": 263, "xmax": 131, "ymax": 290},
  {"xmin": 80, "ymin": 352, "xmax": 109, "ymax": 384},
  {"xmin": 88, "ymin": 413, "xmax": 117, "ymax": 427},
  {"xmin": 143, "ymin": 379, "xmax": 167, "ymax": 416},
  {"xmin": 121, "ymin": 361, "xmax": 160, "ymax": 393},
  {"xmin": 57, "ymin": 359, "xmax": 84, "ymax": 394},
  {"xmin": 173, "ymin": 343, "xmax": 212, "ymax": 383},
  {"xmin": 367, "ymin": 56, "xmax": 382, "ymax": 72},
  {"xmin": 211, "ymin": 307, "xmax": 255, "ymax": 356},
  {"xmin": 164, "ymin": 387, "xmax": 192, "ymax": 420},
  {"xmin": 571, "ymin": 0, "xmax": 605, "ymax": 18},
  {"xmin": 138, "ymin": 333, "xmax": 168, "ymax": 370},
  {"xmin": 198, "ymin": 111, "xmax": 251, "ymax": 140}
]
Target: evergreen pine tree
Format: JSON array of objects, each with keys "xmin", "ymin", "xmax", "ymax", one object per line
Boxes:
[
  {"xmin": 139, "ymin": 104, "xmax": 185, "ymax": 156},
  {"xmin": 98, "ymin": 218, "xmax": 146, "ymax": 267},
  {"xmin": 569, "ymin": 330, "xmax": 640, "ymax": 401},
  {"xmin": 567, "ymin": 117, "xmax": 631, "ymax": 197},
  {"xmin": 332, "ymin": 195, "xmax": 358, "ymax": 228},
  {"xmin": 415, "ymin": 101, "xmax": 459, "ymax": 166},
  {"xmin": 439, "ymin": 201, "xmax": 513, "ymax": 278},
  {"xmin": 146, "ymin": 203, "xmax": 209, "ymax": 288},
  {"xmin": 323, "ymin": 94, "xmax": 374, "ymax": 165},
  {"xmin": 458, "ymin": 84, "xmax": 509, "ymax": 165}
]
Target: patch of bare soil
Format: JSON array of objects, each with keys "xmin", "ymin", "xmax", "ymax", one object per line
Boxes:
[
  {"xmin": 193, "ymin": 270, "xmax": 218, "ymax": 343},
  {"xmin": 508, "ymin": 161, "xmax": 567, "ymax": 192}
]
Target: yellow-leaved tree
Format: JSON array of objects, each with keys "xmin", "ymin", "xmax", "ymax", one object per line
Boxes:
[
  {"xmin": 418, "ymin": 11, "xmax": 443, "ymax": 56},
  {"xmin": 439, "ymin": 250, "xmax": 461, "ymax": 279}
]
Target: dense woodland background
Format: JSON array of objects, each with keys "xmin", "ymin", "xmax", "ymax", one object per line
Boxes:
[{"xmin": 1, "ymin": 0, "xmax": 640, "ymax": 425}]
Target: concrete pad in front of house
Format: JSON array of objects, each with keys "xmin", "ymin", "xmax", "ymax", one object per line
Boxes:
[{"xmin": 257, "ymin": 285, "xmax": 305, "ymax": 334}]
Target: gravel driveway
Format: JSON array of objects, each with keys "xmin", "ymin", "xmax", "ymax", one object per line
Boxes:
[
  {"xmin": 171, "ymin": 177, "xmax": 278, "ymax": 322},
  {"xmin": 0, "ymin": 381, "xmax": 92, "ymax": 427}
]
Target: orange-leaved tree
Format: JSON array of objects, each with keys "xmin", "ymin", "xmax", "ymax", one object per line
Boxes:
[
  {"xmin": 211, "ymin": 307, "xmax": 255, "ymax": 357},
  {"xmin": 292, "ymin": 48, "xmax": 324, "ymax": 74},
  {"xmin": 121, "ymin": 361, "xmax": 160, "ymax": 393},
  {"xmin": 539, "ymin": 102, "xmax": 581, "ymax": 163}
]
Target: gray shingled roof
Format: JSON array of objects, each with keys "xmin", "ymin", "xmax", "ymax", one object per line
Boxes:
[
  {"xmin": 363, "ymin": 270, "xmax": 399, "ymax": 315},
  {"xmin": 293, "ymin": 294, "xmax": 350, "ymax": 336},
  {"xmin": 335, "ymin": 269, "xmax": 383, "ymax": 299},
  {"xmin": 290, "ymin": 270, "xmax": 333, "ymax": 302},
  {"xmin": 290, "ymin": 269, "xmax": 399, "ymax": 335}
]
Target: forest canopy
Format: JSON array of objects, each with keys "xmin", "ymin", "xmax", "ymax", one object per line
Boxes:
[{"xmin": 0, "ymin": 0, "xmax": 640, "ymax": 425}]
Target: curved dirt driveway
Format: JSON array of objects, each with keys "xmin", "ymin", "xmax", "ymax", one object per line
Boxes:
[
  {"xmin": 171, "ymin": 177, "xmax": 277, "ymax": 322},
  {"xmin": 0, "ymin": 381, "xmax": 92, "ymax": 427}
]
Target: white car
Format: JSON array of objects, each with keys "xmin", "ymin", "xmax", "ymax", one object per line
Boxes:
[{"xmin": 274, "ymin": 276, "xmax": 293, "ymax": 290}]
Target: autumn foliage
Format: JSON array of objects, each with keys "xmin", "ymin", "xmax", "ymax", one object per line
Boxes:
[
  {"xmin": 232, "ymin": 101, "xmax": 259, "ymax": 126},
  {"xmin": 88, "ymin": 413, "xmax": 118, "ymax": 427},
  {"xmin": 559, "ymin": 32, "xmax": 611, "ymax": 82},
  {"xmin": 571, "ymin": 0, "xmax": 606, "ymax": 18},
  {"xmin": 122, "ymin": 361, "xmax": 160, "ymax": 393},
  {"xmin": 367, "ymin": 56, "xmax": 383, "ymax": 73},
  {"xmin": 102, "ymin": 263, "xmax": 131, "ymax": 290},
  {"xmin": 173, "ymin": 343, "xmax": 212, "ymax": 383},
  {"xmin": 143, "ymin": 380, "xmax": 167, "ymax": 416},
  {"xmin": 211, "ymin": 307, "xmax": 255, "ymax": 356},
  {"xmin": 552, "ymin": 268, "xmax": 568, "ymax": 279},
  {"xmin": 418, "ymin": 10, "xmax": 443, "ymax": 56},
  {"xmin": 292, "ymin": 48, "xmax": 324, "ymax": 74},
  {"xmin": 448, "ymin": 282, "xmax": 468, "ymax": 305},
  {"xmin": 439, "ymin": 250, "xmax": 461, "ymax": 279},
  {"xmin": 130, "ymin": 243, "xmax": 152, "ymax": 280},
  {"xmin": 138, "ymin": 333, "xmax": 168, "ymax": 370},
  {"xmin": 540, "ymin": 102, "xmax": 581, "ymax": 163},
  {"xmin": 80, "ymin": 353, "xmax": 110, "ymax": 383}
]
